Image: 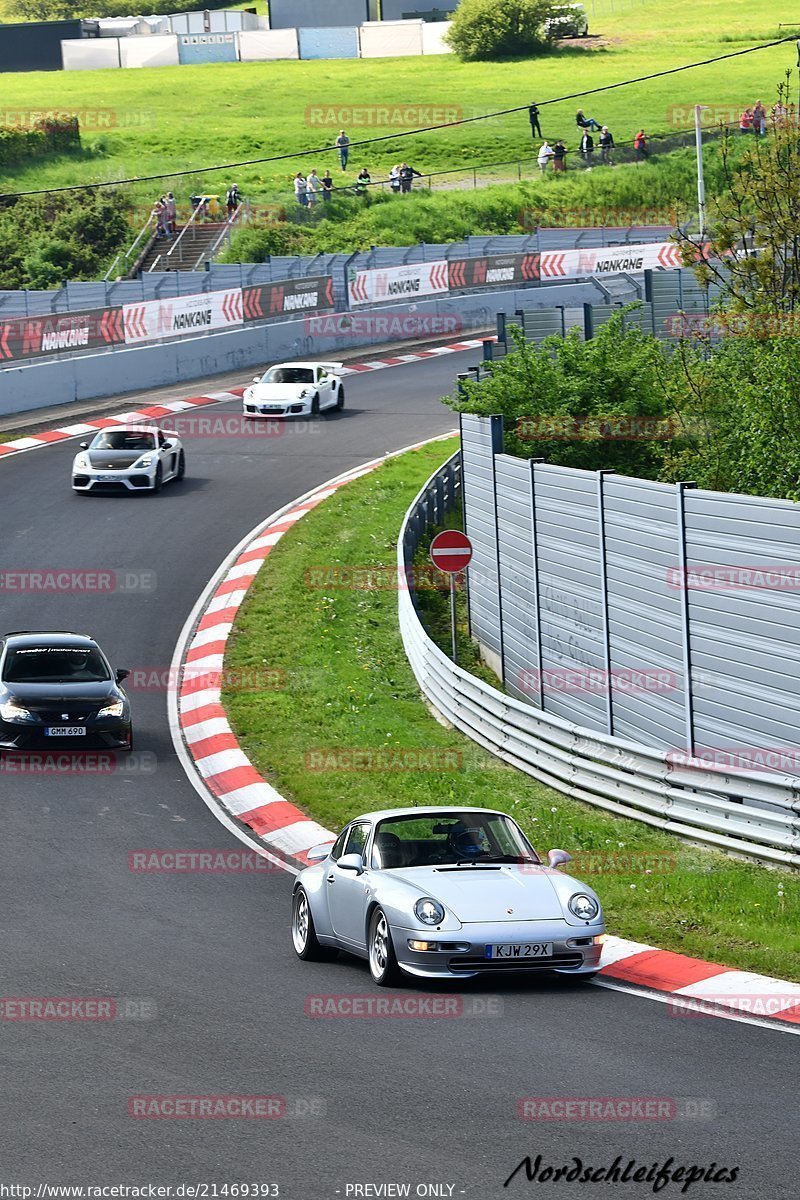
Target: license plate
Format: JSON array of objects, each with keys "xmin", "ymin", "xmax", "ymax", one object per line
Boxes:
[
  {"xmin": 45, "ymin": 726, "xmax": 86, "ymax": 737},
  {"xmin": 485, "ymin": 942, "xmax": 553, "ymax": 960},
  {"xmin": 96, "ymin": 474, "xmax": 119, "ymax": 481},
  {"xmin": 261, "ymin": 406, "xmax": 282, "ymax": 414}
]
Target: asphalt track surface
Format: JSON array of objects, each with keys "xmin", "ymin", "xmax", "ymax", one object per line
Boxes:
[{"xmin": 0, "ymin": 353, "xmax": 795, "ymax": 1200}]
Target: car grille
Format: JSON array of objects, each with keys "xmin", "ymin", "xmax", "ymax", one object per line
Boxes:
[{"xmin": 448, "ymin": 953, "xmax": 584, "ymax": 973}]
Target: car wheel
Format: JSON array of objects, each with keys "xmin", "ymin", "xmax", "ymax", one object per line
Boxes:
[
  {"xmin": 368, "ymin": 907, "xmax": 402, "ymax": 987},
  {"xmin": 336, "ymin": 385, "xmax": 345, "ymax": 411},
  {"xmin": 152, "ymin": 464, "xmax": 163, "ymax": 494},
  {"xmin": 311, "ymin": 393, "xmax": 320, "ymax": 416},
  {"xmin": 292, "ymin": 888, "xmax": 337, "ymax": 961},
  {"xmin": 176, "ymin": 451, "xmax": 186, "ymax": 481}
]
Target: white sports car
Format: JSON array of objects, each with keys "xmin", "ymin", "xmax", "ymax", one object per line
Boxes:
[
  {"xmin": 72, "ymin": 426, "xmax": 185, "ymax": 494},
  {"xmin": 242, "ymin": 361, "xmax": 345, "ymax": 419},
  {"xmin": 291, "ymin": 806, "xmax": 605, "ymax": 986}
]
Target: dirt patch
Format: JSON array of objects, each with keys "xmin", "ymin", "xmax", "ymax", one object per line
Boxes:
[{"xmin": 557, "ymin": 34, "xmax": 621, "ymax": 48}]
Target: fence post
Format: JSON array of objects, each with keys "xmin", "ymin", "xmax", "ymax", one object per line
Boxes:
[
  {"xmin": 597, "ymin": 469, "xmax": 616, "ymax": 735},
  {"xmin": 528, "ymin": 458, "xmax": 546, "ymax": 709},
  {"xmin": 497, "ymin": 311, "xmax": 507, "ymax": 349},
  {"xmin": 676, "ymin": 480, "xmax": 698, "ymax": 755},
  {"xmin": 583, "ymin": 301, "xmax": 595, "ymax": 340}
]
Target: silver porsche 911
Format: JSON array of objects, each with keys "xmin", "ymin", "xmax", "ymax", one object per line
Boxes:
[{"xmin": 291, "ymin": 806, "xmax": 605, "ymax": 986}]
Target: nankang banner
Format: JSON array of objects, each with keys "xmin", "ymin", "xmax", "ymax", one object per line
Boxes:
[
  {"xmin": 0, "ymin": 307, "xmax": 124, "ymax": 363},
  {"xmin": 123, "ymin": 289, "xmax": 244, "ymax": 345},
  {"xmin": 448, "ymin": 253, "xmax": 540, "ymax": 289},
  {"xmin": 348, "ymin": 261, "xmax": 449, "ymax": 306}
]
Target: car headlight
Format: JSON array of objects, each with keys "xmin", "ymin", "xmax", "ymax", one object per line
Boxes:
[
  {"xmin": 135, "ymin": 456, "xmax": 154, "ymax": 468},
  {"xmin": 299, "ymin": 389, "xmax": 312, "ymax": 399},
  {"xmin": 414, "ymin": 897, "xmax": 445, "ymax": 925},
  {"xmin": 568, "ymin": 893, "xmax": 600, "ymax": 921},
  {"xmin": 74, "ymin": 454, "xmax": 89, "ymax": 470},
  {"xmin": 97, "ymin": 699, "xmax": 125, "ymax": 719},
  {"xmin": 0, "ymin": 700, "xmax": 33, "ymax": 721}
]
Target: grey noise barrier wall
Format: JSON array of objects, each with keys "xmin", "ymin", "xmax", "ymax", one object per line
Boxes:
[{"xmin": 0, "ymin": 282, "xmax": 601, "ymax": 417}]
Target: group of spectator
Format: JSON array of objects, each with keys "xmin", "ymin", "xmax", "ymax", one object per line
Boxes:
[
  {"xmin": 533, "ymin": 106, "xmax": 652, "ymax": 173},
  {"xmin": 739, "ymin": 100, "xmax": 786, "ymax": 135},
  {"xmin": 152, "ymin": 192, "xmax": 177, "ymax": 239},
  {"xmin": 292, "ymin": 134, "xmax": 424, "ymax": 207}
]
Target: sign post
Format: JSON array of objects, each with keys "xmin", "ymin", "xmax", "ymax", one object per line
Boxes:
[{"xmin": 429, "ymin": 530, "xmax": 473, "ymax": 664}]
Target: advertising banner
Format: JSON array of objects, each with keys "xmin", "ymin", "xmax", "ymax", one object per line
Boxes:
[
  {"xmin": 448, "ymin": 253, "xmax": 540, "ymax": 289},
  {"xmin": 348, "ymin": 261, "xmax": 449, "ymax": 307},
  {"xmin": 539, "ymin": 241, "xmax": 683, "ymax": 279},
  {"xmin": 177, "ymin": 33, "xmax": 238, "ymax": 65},
  {"xmin": 0, "ymin": 308, "xmax": 124, "ymax": 363},
  {"xmin": 123, "ymin": 290, "xmax": 244, "ymax": 345},
  {"xmin": 243, "ymin": 276, "xmax": 335, "ymax": 319}
]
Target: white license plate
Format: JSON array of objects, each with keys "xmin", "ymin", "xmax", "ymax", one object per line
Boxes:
[
  {"xmin": 485, "ymin": 942, "xmax": 553, "ymax": 960},
  {"xmin": 96, "ymin": 474, "xmax": 120, "ymax": 481},
  {"xmin": 45, "ymin": 726, "xmax": 86, "ymax": 737}
]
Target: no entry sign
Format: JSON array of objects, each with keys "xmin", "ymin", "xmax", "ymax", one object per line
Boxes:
[{"xmin": 430, "ymin": 530, "xmax": 473, "ymax": 574}]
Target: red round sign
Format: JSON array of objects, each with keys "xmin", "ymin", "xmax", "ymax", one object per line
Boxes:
[{"xmin": 429, "ymin": 529, "xmax": 473, "ymax": 574}]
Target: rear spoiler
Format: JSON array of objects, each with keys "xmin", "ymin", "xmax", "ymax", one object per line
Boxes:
[{"xmin": 318, "ymin": 361, "xmax": 345, "ymax": 373}]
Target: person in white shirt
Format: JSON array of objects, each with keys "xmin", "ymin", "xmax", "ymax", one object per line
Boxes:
[
  {"xmin": 293, "ymin": 172, "xmax": 308, "ymax": 207},
  {"xmin": 537, "ymin": 141, "xmax": 554, "ymax": 174},
  {"xmin": 306, "ymin": 169, "xmax": 321, "ymax": 208}
]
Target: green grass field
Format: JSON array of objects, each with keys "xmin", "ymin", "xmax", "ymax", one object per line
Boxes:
[
  {"xmin": 223, "ymin": 438, "xmax": 800, "ymax": 980},
  {"xmin": 0, "ymin": 0, "xmax": 796, "ymax": 215}
]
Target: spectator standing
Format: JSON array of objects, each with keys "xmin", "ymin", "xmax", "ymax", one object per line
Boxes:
[
  {"xmin": 355, "ymin": 167, "xmax": 371, "ymax": 195},
  {"xmin": 306, "ymin": 169, "xmax": 321, "ymax": 208},
  {"xmin": 551, "ymin": 140, "xmax": 567, "ymax": 173},
  {"xmin": 537, "ymin": 140, "xmax": 554, "ymax": 173},
  {"xmin": 598, "ymin": 126, "xmax": 615, "ymax": 164},
  {"xmin": 225, "ymin": 184, "xmax": 241, "ymax": 218},
  {"xmin": 336, "ymin": 129, "xmax": 350, "ymax": 172},
  {"xmin": 576, "ymin": 108, "xmax": 601, "ymax": 132},
  {"xmin": 390, "ymin": 164, "xmax": 402, "ymax": 193},
  {"xmin": 752, "ymin": 99, "xmax": 766, "ymax": 136},
  {"xmin": 634, "ymin": 129, "xmax": 648, "ymax": 161},
  {"xmin": 528, "ymin": 103, "xmax": 542, "ymax": 139},
  {"xmin": 399, "ymin": 162, "xmax": 422, "ymax": 192},
  {"xmin": 739, "ymin": 108, "xmax": 753, "ymax": 135},
  {"xmin": 321, "ymin": 169, "xmax": 333, "ymax": 202},
  {"xmin": 294, "ymin": 172, "xmax": 308, "ymax": 207},
  {"xmin": 165, "ymin": 191, "xmax": 177, "ymax": 235},
  {"xmin": 580, "ymin": 130, "xmax": 594, "ymax": 163},
  {"xmin": 153, "ymin": 197, "xmax": 168, "ymax": 239},
  {"xmin": 772, "ymin": 101, "xmax": 788, "ymax": 124}
]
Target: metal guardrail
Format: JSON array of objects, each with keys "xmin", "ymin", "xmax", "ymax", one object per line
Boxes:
[{"xmin": 397, "ymin": 453, "xmax": 800, "ymax": 868}]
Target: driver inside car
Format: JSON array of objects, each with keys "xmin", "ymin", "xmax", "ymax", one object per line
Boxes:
[{"xmin": 447, "ymin": 823, "xmax": 490, "ymax": 859}]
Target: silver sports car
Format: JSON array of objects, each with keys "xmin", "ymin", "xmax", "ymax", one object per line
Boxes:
[{"xmin": 291, "ymin": 806, "xmax": 605, "ymax": 986}]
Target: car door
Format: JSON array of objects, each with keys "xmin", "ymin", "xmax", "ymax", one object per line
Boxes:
[
  {"xmin": 327, "ymin": 821, "xmax": 372, "ymax": 948},
  {"xmin": 157, "ymin": 430, "xmax": 178, "ymax": 478},
  {"xmin": 316, "ymin": 367, "xmax": 335, "ymax": 410}
]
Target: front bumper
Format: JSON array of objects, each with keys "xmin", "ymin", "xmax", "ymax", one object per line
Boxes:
[
  {"xmin": 243, "ymin": 399, "xmax": 309, "ymax": 419},
  {"xmin": 390, "ymin": 919, "xmax": 605, "ymax": 979},
  {"xmin": 0, "ymin": 716, "xmax": 132, "ymax": 750},
  {"xmin": 73, "ymin": 467, "xmax": 155, "ymax": 492}
]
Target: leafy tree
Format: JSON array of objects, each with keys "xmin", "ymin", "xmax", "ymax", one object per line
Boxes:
[
  {"xmin": 445, "ymin": 0, "xmax": 558, "ymax": 61},
  {"xmin": 681, "ymin": 78, "xmax": 800, "ymax": 312}
]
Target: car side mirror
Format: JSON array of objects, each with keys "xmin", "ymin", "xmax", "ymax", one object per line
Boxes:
[
  {"xmin": 306, "ymin": 843, "xmax": 333, "ymax": 863},
  {"xmin": 337, "ymin": 852, "xmax": 365, "ymax": 875},
  {"xmin": 252, "ymin": 376, "xmax": 261, "ymax": 384},
  {"xmin": 548, "ymin": 848, "xmax": 572, "ymax": 869},
  {"xmin": 79, "ymin": 442, "xmax": 89, "ymax": 449},
  {"xmin": 115, "ymin": 668, "xmax": 130, "ymax": 683}
]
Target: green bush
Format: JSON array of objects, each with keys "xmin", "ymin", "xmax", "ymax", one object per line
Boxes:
[
  {"xmin": 0, "ymin": 118, "xmax": 80, "ymax": 167},
  {"xmin": 446, "ymin": 0, "xmax": 557, "ymax": 60},
  {"xmin": 0, "ymin": 190, "xmax": 130, "ymax": 289}
]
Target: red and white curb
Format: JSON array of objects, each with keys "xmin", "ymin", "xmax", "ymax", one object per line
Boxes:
[
  {"xmin": 0, "ymin": 338, "xmax": 487, "ymax": 461},
  {"xmin": 168, "ymin": 438, "xmax": 800, "ymax": 1033}
]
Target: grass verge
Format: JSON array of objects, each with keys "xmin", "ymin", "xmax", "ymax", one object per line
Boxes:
[{"xmin": 224, "ymin": 436, "xmax": 800, "ymax": 981}]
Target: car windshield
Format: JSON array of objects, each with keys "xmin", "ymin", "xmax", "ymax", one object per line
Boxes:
[
  {"xmin": 3, "ymin": 646, "xmax": 111, "ymax": 684},
  {"xmin": 91, "ymin": 431, "xmax": 156, "ymax": 452},
  {"xmin": 264, "ymin": 367, "xmax": 315, "ymax": 385},
  {"xmin": 371, "ymin": 812, "xmax": 540, "ymax": 870}
]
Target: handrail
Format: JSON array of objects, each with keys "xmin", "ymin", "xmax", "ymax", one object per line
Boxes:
[
  {"xmin": 166, "ymin": 198, "xmax": 206, "ymax": 262},
  {"xmin": 397, "ymin": 455, "xmax": 800, "ymax": 868},
  {"xmin": 147, "ymin": 253, "xmax": 162, "ymax": 274},
  {"xmin": 104, "ymin": 211, "xmax": 156, "ymax": 281},
  {"xmin": 194, "ymin": 200, "xmax": 248, "ymax": 270}
]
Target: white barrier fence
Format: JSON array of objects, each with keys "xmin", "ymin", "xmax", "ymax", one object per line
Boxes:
[{"xmin": 397, "ymin": 453, "xmax": 800, "ymax": 868}]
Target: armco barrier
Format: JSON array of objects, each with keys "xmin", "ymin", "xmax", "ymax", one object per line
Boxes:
[
  {"xmin": 0, "ymin": 282, "xmax": 601, "ymax": 415},
  {"xmin": 398, "ymin": 455, "xmax": 800, "ymax": 868}
]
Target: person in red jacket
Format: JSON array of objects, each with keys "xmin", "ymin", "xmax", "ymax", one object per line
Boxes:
[{"xmin": 634, "ymin": 129, "xmax": 648, "ymax": 161}]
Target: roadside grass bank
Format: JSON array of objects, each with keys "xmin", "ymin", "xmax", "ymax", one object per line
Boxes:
[{"xmin": 223, "ymin": 437, "xmax": 800, "ymax": 981}]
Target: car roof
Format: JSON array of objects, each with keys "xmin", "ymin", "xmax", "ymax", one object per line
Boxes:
[
  {"xmin": 90, "ymin": 425, "xmax": 164, "ymax": 435},
  {"xmin": 2, "ymin": 631, "xmax": 97, "ymax": 648},
  {"xmin": 349, "ymin": 806, "xmax": 508, "ymax": 824}
]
